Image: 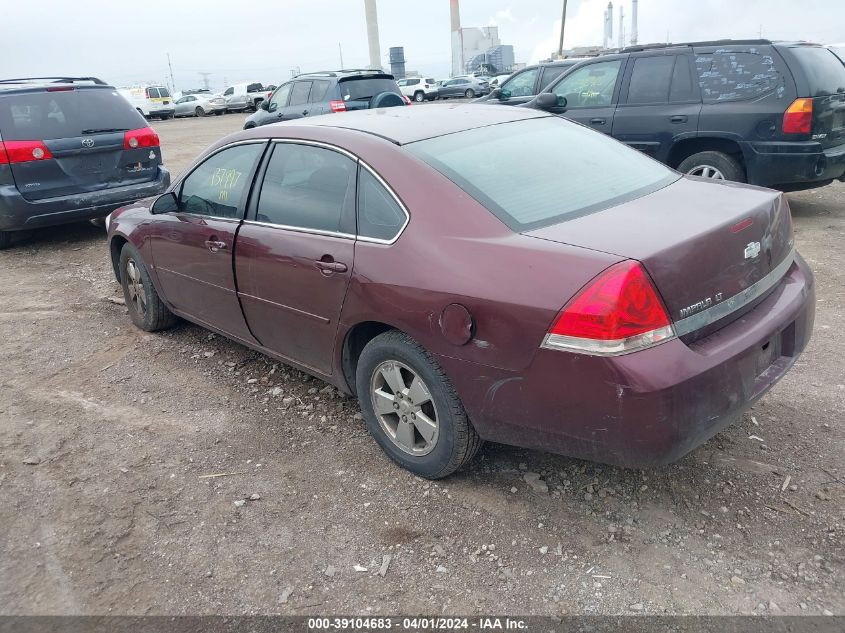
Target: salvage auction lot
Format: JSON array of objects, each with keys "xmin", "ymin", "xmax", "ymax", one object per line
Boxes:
[{"xmin": 1, "ymin": 114, "xmax": 842, "ymax": 615}]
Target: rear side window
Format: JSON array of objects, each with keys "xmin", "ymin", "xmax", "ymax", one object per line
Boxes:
[
  {"xmin": 406, "ymin": 116, "xmax": 677, "ymax": 231},
  {"xmin": 0, "ymin": 88, "xmax": 143, "ymax": 140},
  {"xmin": 339, "ymin": 78, "xmax": 400, "ymax": 101},
  {"xmin": 407, "ymin": 79, "xmax": 419, "ymax": 86},
  {"xmin": 626, "ymin": 56, "xmax": 675, "ymax": 104},
  {"xmin": 694, "ymin": 48, "xmax": 784, "ymax": 103},
  {"xmin": 788, "ymin": 47, "xmax": 845, "ymax": 96},
  {"xmin": 289, "ymin": 81, "xmax": 312, "ymax": 106},
  {"xmin": 539, "ymin": 65, "xmax": 569, "ymax": 90},
  {"xmin": 309, "ymin": 80, "xmax": 331, "ymax": 102},
  {"xmin": 357, "ymin": 168, "xmax": 406, "ymax": 241},
  {"xmin": 256, "ymin": 143, "xmax": 356, "ymax": 233},
  {"xmin": 178, "ymin": 144, "xmax": 263, "ymax": 219}
]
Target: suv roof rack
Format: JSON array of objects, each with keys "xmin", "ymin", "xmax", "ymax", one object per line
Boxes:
[
  {"xmin": 0, "ymin": 76, "xmax": 109, "ymax": 86},
  {"xmin": 293, "ymin": 68, "xmax": 387, "ymax": 79},
  {"xmin": 618, "ymin": 39, "xmax": 772, "ymax": 53}
]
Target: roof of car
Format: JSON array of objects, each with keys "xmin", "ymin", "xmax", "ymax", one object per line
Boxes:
[
  {"xmin": 0, "ymin": 76, "xmax": 110, "ymax": 92},
  {"xmin": 300, "ymin": 103, "xmax": 549, "ymax": 145}
]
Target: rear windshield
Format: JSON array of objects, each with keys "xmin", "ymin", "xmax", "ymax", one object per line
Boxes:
[
  {"xmin": 0, "ymin": 88, "xmax": 142, "ymax": 141},
  {"xmin": 339, "ymin": 78, "xmax": 400, "ymax": 101},
  {"xmin": 788, "ymin": 46, "xmax": 845, "ymax": 96},
  {"xmin": 406, "ymin": 117, "xmax": 678, "ymax": 231},
  {"xmin": 158, "ymin": 87, "xmax": 171, "ymax": 98}
]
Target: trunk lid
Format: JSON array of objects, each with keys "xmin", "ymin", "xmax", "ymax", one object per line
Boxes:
[
  {"xmin": 524, "ymin": 177, "xmax": 795, "ymax": 331},
  {"xmin": 0, "ymin": 86, "xmax": 156, "ymax": 201}
]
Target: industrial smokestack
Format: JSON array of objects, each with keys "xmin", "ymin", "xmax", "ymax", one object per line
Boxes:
[
  {"xmin": 450, "ymin": 0, "xmax": 463, "ymax": 77},
  {"xmin": 631, "ymin": 0, "xmax": 639, "ymax": 45},
  {"xmin": 618, "ymin": 5, "xmax": 624, "ymax": 49},
  {"xmin": 364, "ymin": 0, "xmax": 381, "ymax": 70},
  {"xmin": 607, "ymin": 2, "xmax": 613, "ymax": 42}
]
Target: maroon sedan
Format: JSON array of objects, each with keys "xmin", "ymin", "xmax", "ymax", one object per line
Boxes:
[{"xmin": 106, "ymin": 104, "xmax": 814, "ymax": 479}]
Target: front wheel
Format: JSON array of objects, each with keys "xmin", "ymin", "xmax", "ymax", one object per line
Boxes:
[
  {"xmin": 464, "ymin": 89, "xmax": 476, "ymax": 99},
  {"xmin": 678, "ymin": 151, "xmax": 745, "ymax": 182},
  {"xmin": 356, "ymin": 330, "xmax": 482, "ymax": 479},
  {"xmin": 119, "ymin": 244, "xmax": 177, "ymax": 332}
]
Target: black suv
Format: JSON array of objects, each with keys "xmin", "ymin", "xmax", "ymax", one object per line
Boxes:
[
  {"xmin": 521, "ymin": 40, "xmax": 845, "ymax": 190},
  {"xmin": 0, "ymin": 77, "xmax": 170, "ymax": 248},
  {"xmin": 474, "ymin": 58, "xmax": 586, "ymax": 104},
  {"xmin": 244, "ymin": 70, "xmax": 406, "ymax": 129}
]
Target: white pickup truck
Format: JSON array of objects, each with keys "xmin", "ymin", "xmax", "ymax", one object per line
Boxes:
[{"xmin": 222, "ymin": 82, "xmax": 274, "ymax": 112}]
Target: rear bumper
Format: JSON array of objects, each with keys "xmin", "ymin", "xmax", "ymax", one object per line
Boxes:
[
  {"xmin": 744, "ymin": 140, "xmax": 845, "ymax": 189},
  {"xmin": 0, "ymin": 167, "xmax": 170, "ymax": 231},
  {"xmin": 148, "ymin": 107, "xmax": 175, "ymax": 117},
  {"xmin": 448, "ymin": 254, "xmax": 815, "ymax": 468}
]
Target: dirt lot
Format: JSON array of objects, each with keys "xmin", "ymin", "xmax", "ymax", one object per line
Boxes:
[{"xmin": 1, "ymin": 112, "xmax": 842, "ymax": 616}]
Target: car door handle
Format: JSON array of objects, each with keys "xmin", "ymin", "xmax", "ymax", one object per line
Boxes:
[
  {"xmin": 315, "ymin": 260, "xmax": 347, "ymax": 274},
  {"xmin": 204, "ymin": 239, "xmax": 227, "ymax": 252},
  {"xmin": 670, "ymin": 115, "xmax": 688, "ymax": 123},
  {"xmin": 302, "ymin": 110, "xmax": 309, "ymax": 116},
  {"xmin": 589, "ymin": 118, "xmax": 606, "ymax": 125}
]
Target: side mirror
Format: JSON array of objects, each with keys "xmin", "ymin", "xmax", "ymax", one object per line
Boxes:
[
  {"xmin": 267, "ymin": 101, "xmax": 277, "ymax": 113},
  {"xmin": 489, "ymin": 88, "xmax": 502, "ymax": 99},
  {"xmin": 532, "ymin": 92, "xmax": 566, "ymax": 111},
  {"xmin": 151, "ymin": 191, "xmax": 179, "ymax": 214},
  {"xmin": 260, "ymin": 100, "xmax": 270, "ymax": 111}
]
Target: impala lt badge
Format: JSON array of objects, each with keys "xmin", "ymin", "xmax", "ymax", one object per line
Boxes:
[{"xmin": 744, "ymin": 241, "xmax": 761, "ymax": 259}]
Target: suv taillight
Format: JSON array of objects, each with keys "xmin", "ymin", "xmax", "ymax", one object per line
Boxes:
[
  {"xmin": 329, "ymin": 100, "xmax": 347, "ymax": 113},
  {"xmin": 0, "ymin": 140, "xmax": 54, "ymax": 164},
  {"xmin": 402, "ymin": 95, "xmax": 412, "ymax": 105},
  {"xmin": 541, "ymin": 260, "xmax": 675, "ymax": 356},
  {"xmin": 783, "ymin": 98, "xmax": 813, "ymax": 134},
  {"xmin": 123, "ymin": 127, "xmax": 160, "ymax": 149}
]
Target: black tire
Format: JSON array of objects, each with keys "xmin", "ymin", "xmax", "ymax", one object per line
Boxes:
[
  {"xmin": 356, "ymin": 330, "xmax": 482, "ymax": 479},
  {"xmin": 677, "ymin": 150, "xmax": 745, "ymax": 182},
  {"xmin": 413, "ymin": 91, "xmax": 425, "ymax": 103},
  {"xmin": 119, "ymin": 243, "xmax": 177, "ymax": 332},
  {"xmin": 195, "ymin": 106, "xmax": 205, "ymax": 117},
  {"xmin": 464, "ymin": 88, "xmax": 476, "ymax": 99},
  {"xmin": 0, "ymin": 231, "xmax": 11, "ymax": 250}
]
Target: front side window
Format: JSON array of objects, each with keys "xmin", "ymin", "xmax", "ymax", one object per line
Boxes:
[
  {"xmin": 357, "ymin": 168, "xmax": 406, "ymax": 241},
  {"xmin": 178, "ymin": 144, "xmax": 263, "ymax": 219},
  {"xmin": 502, "ymin": 68, "xmax": 539, "ymax": 97},
  {"xmin": 289, "ymin": 81, "xmax": 312, "ymax": 106},
  {"xmin": 551, "ymin": 60, "xmax": 622, "ymax": 107},
  {"xmin": 224, "ymin": 87, "xmax": 234, "ymax": 96},
  {"xmin": 269, "ymin": 83, "xmax": 292, "ymax": 110},
  {"xmin": 256, "ymin": 143, "xmax": 356, "ymax": 233},
  {"xmin": 406, "ymin": 116, "xmax": 677, "ymax": 231}
]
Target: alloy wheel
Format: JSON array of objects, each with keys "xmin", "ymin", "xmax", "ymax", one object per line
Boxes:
[
  {"xmin": 125, "ymin": 259, "xmax": 147, "ymax": 318},
  {"xmin": 370, "ymin": 360, "xmax": 439, "ymax": 456},
  {"xmin": 687, "ymin": 164, "xmax": 726, "ymax": 180}
]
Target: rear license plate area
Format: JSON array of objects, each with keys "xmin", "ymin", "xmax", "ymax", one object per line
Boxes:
[{"xmin": 755, "ymin": 336, "xmax": 782, "ymax": 376}]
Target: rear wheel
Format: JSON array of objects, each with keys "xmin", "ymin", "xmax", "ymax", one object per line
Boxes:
[
  {"xmin": 356, "ymin": 330, "xmax": 482, "ymax": 479},
  {"xmin": 0, "ymin": 231, "xmax": 12, "ymax": 250},
  {"xmin": 413, "ymin": 91, "xmax": 425, "ymax": 103},
  {"xmin": 119, "ymin": 244, "xmax": 177, "ymax": 332},
  {"xmin": 678, "ymin": 151, "xmax": 745, "ymax": 182},
  {"xmin": 195, "ymin": 106, "xmax": 205, "ymax": 117},
  {"xmin": 464, "ymin": 88, "xmax": 476, "ymax": 98}
]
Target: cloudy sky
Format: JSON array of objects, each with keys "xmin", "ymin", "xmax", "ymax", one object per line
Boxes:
[{"xmin": 2, "ymin": 0, "xmax": 843, "ymax": 91}]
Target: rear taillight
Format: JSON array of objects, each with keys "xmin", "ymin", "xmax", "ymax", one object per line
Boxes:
[
  {"xmin": 0, "ymin": 140, "xmax": 54, "ymax": 164},
  {"xmin": 542, "ymin": 260, "xmax": 675, "ymax": 356},
  {"xmin": 402, "ymin": 95, "xmax": 412, "ymax": 105},
  {"xmin": 123, "ymin": 127, "xmax": 160, "ymax": 150},
  {"xmin": 783, "ymin": 98, "xmax": 813, "ymax": 135},
  {"xmin": 329, "ymin": 100, "xmax": 347, "ymax": 113}
]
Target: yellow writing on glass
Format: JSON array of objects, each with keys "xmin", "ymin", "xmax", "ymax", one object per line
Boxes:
[{"xmin": 210, "ymin": 168, "xmax": 242, "ymax": 202}]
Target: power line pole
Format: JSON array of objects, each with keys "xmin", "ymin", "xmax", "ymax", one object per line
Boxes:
[
  {"xmin": 557, "ymin": 0, "xmax": 568, "ymax": 58},
  {"xmin": 166, "ymin": 53, "xmax": 176, "ymax": 93},
  {"xmin": 198, "ymin": 72, "xmax": 212, "ymax": 92},
  {"xmin": 339, "ymin": 42, "xmax": 344, "ymax": 69}
]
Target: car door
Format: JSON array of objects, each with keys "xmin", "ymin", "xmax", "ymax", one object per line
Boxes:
[
  {"xmin": 174, "ymin": 95, "xmax": 192, "ymax": 117},
  {"xmin": 282, "ymin": 81, "xmax": 313, "ymax": 121},
  {"xmin": 547, "ymin": 58, "xmax": 627, "ymax": 132},
  {"xmin": 611, "ymin": 52, "xmax": 701, "ymax": 163},
  {"xmin": 235, "ymin": 141, "xmax": 357, "ymax": 375},
  {"xmin": 307, "ymin": 79, "xmax": 332, "ymax": 115},
  {"xmin": 150, "ymin": 142, "xmax": 266, "ymax": 342},
  {"xmin": 262, "ymin": 83, "xmax": 292, "ymax": 125}
]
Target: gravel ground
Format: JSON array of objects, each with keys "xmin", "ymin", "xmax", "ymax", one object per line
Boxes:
[{"xmin": 0, "ymin": 112, "xmax": 842, "ymax": 616}]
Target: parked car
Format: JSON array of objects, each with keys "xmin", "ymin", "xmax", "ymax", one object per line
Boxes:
[
  {"xmin": 118, "ymin": 85, "xmax": 175, "ymax": 120},
  {"xmin": 0, "ymin": 76, "xmax": 169, "ymax": 249},
  {"xmin": 525, "ymin": 40, "xmax": 845, "ymax": 191},
  {"xmin": 437, "ymin": 76, "xmax": 489, "ymax": 99},
  {"xmin": 223, "ymin": 82, "xmax": 271, "ymax": 112},
  {"xmin": 396, "ymin": 77, "xmax": 439, "ymax": 102},
  {"xmin": 488, "ymin": 72, "xmax": 512, "ymax": 88},
  {"xmin": 174, "ymin": 93, "xmax": 226, "ymax": 117},
  {"xmin": 243, "ymin": 70, "xmax": 407, "ymax": 129},
  {"xmin": 475, "ymin": 59, "xmax": 585, "ymax": 104},
  {"xmin": 829, "ymin": 44, "xmax": 845, "ymax": 63},
  {"xmin": 107, "ymin": 104, "xmax": 814, "ymax": 479}
]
